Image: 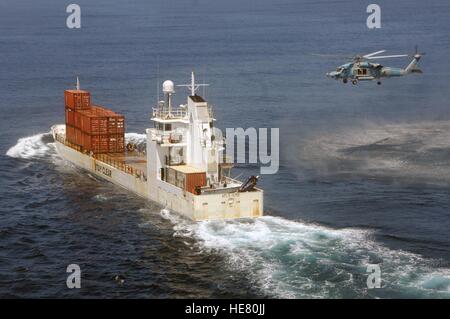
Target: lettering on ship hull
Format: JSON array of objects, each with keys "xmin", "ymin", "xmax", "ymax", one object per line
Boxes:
[{"xmin": 95, "ymin": 162, "xmax": 112, "ymax": 178}]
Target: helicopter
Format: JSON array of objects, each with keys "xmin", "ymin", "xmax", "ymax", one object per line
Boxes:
[{"xmin": 326, "ymin": 48, "xmax": 423, "ymax": 85}]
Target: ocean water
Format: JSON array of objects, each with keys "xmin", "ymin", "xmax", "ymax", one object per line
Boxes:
[{"xmin": 1, "ymin": 0, "xmax": 450, "ymax": 298}]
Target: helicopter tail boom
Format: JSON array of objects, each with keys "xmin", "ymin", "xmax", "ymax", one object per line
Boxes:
[{"xmin": 404, "ymin": 48, "xmax": 423, "ymax": 74}]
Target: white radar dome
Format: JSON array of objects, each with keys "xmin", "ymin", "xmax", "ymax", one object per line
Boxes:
[{"xmin": 162, "ymin": 80, "xmax": 175, "ymax": 94}]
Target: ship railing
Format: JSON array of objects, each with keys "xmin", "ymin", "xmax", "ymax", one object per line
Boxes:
[
  {"xmin": 151, "ymin": 106, "xmax": 214, "ymax": 120},
  {"xmin": 223, "ymin": 176, "xmax": 243, "ymax": 185},
  {"xmin": 151, "ymin": 130, "xmax": 184, "ymax": 145},
  {"xmin": 93, "ymin": 153, "xmax": 147, "ymax": 181},
  {"xmin": 54, "ymin": 133, "xmax": 64, "ymax": 144},
  {"xmin": 54, "ymin": 133, "xmax": 82, "ymax": 152},
  {"xmin": 55, "ymin": 133, "xmax": 147, "ymax": 181},
  {"xmin": 152, "ymin": 108, "xmax": 187, "ymax": 119}
]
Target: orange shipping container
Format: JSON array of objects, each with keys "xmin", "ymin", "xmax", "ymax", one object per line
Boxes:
[
  {"xmin": 81, "ymin": 133, "xmax": 109, "ymax": 153},
  {"xmin": 80, "ymin": 133, "xmax": 124, "ymax": 154},
  {"xmin": 64, "ymin": 90, "xmax": 91, "ymax": 109},
  {"xmin": 65, "ymin": 107, "xmax": 75, "ymax": 127},
  {"xmin": 76, "ymin": 105, "xmax": 124, "ymax": 135},
  {"xmin": 107, "ymin": 134, "xmax": 125, "ymax": 153},
  {"xmin": 185, "ymin": 172, "xmax": 207, "ymax": 194},
  {"xmin": 66, "ymin": 125, "xmax": 83, "ymax": 146},
  {"xmin": 74, "ymin": 111, "xmax": 82, "ymax": 129},
  {"xmin": 75, "ymin": 128, "xmax": 82, "ymax": 146},
  {"xmin": 66, "ymin": 125, "xmax": 76, "ymax": 144},
  {"xmin": 166, "ymin": 166, "xmax": 207, "ymax": 194},
  {"xmin": 80, "ymin": 114, "xmax": 108, "ymax": 135},
  {"xmin": 107, "ymin": 116, "xmax": 125, "ymax": 134}
]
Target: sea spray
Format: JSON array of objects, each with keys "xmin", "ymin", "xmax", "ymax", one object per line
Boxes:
[
  {"xmin": 6, "ymin": 131, "xmax": 147, "ymax": 160},
  {"xmin": 6, "ymin": 132, "xmax": 54, "ymax": 159}
]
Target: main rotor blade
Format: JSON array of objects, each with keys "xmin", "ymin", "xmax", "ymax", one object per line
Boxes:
[
  {"xmin": 363, "ymin": 50, "xmax": 386, "ymax": 58},
  {"xmin": 311, "ymin": 53, "xmax": 353, "ymax": 59},
  {"xmin": 366, "ymin": 54, "xmax": 408, "ymax": 59}
]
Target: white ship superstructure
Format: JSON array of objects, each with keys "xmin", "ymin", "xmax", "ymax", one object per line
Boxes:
[{"xmin": 52, "ymin": 72, "xmax": 263, "ymax": 220}]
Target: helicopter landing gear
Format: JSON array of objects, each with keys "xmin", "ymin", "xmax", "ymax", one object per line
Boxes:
[
  {"xmin": 343, "ymin": 79, "xmax": 348, "ymax": 84},
  {"xmin": 352, "ymin": 80, "xmax": 358, "ymax": 85},
  {"xmin": 377, "ymin": 81, "xmax": 381, "ymax": 85}
]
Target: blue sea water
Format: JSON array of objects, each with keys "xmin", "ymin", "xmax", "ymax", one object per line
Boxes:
[{"xmin": 1, "ymin": 0, "xmax": 450, "ymax": 298}]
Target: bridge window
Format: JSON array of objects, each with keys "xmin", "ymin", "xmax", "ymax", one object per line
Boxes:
[{"xmin": 155, "ymin": 123, "xmax": 172, "ymax": 131}]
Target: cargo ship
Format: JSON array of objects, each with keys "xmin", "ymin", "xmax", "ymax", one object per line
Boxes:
[{"xmin": 51, "ymin": 73, "xmax": 263, "ymax": 221}]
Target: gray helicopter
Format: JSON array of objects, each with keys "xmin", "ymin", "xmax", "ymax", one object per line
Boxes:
[{"xmin": 326, "ymin": 48, "xmax": 423, "ymax": 85}]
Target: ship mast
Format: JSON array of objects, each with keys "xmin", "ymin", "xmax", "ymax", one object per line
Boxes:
[{"xmin": 177, "ymin": 70, "xmax": 209, "ymax": 96}]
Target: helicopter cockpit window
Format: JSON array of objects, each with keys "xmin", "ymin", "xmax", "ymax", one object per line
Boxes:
[{"xmin": 336, "ymin": 67, "xmax": 343, "ymax": 73}]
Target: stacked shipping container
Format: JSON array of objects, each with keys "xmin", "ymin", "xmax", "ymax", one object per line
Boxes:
[
  {"xmin": 166, "ymin": 166, "xmax": 207, "ymax": 194},
  {"xmin": 64, "ymin": 89, "xmax": 125, "ymax": 154},
  {"xmin": 65, "ymin": 90, "xmax": 91, "ymax": 109}
]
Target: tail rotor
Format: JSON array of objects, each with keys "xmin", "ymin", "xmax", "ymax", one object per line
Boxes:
[
  {"xmin": 405, "ymin": 46, "xmax": 424, "ymax": 74},
  {"xmin": 412, "ymin": 45, "xmax": 425, "ymax": 59}
]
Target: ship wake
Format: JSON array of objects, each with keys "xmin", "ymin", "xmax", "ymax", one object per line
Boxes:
[{"xmin": 161, "ymin": 209, "xmax": 450, "ymax": 298}]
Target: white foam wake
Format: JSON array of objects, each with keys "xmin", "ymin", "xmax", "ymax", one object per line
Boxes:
[
  {"xmin": 160, "ymin": 210, "xmax": 450, "ymax": 298},
  {"xmin": 6, "ymin": 132, "xmax": 55, "ymax": 159},
  {"xmin": 6, "ymin": 131, "xmax": 147, "ymax": 160}
]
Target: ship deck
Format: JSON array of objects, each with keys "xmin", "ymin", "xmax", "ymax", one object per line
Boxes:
[
  {"xmin": 94, "ymin": 151, "xmax": 148, "ymax": 178},
  {"xmin": 52, "ymin": 124, "xmax": 148, "ymax": 179},
  {"xmin": 108, "ymin": 151, "xmax": 147, "ymax": 174}
]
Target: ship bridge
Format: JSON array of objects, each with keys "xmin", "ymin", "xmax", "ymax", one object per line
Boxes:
[{"xmin": 146, "ymin": 71, "xmax": 230, "ymax": 194}]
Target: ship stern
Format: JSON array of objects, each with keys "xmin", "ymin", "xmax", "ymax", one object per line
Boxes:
[{"xmin": 191, "ymin": 189, "xmax": 263, "ymax": 221}]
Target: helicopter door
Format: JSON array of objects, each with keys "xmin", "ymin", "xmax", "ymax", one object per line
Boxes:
[
  {"xmin": 356, "ymin": 68, "xmax": 368, "ymax": 77},
  {"xmin": 357, "ymin": 69, "xmax": 367, "ymax": 75}
]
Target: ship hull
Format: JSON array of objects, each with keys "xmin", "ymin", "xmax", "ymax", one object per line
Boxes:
[{"xmin": 52, "ymin": 125, "xmax": 263, "ymax": 221}]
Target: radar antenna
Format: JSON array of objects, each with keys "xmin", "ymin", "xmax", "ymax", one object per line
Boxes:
[{"xmin": 177, "ymin": 70, "xmax": 209, "ymax": 96}]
